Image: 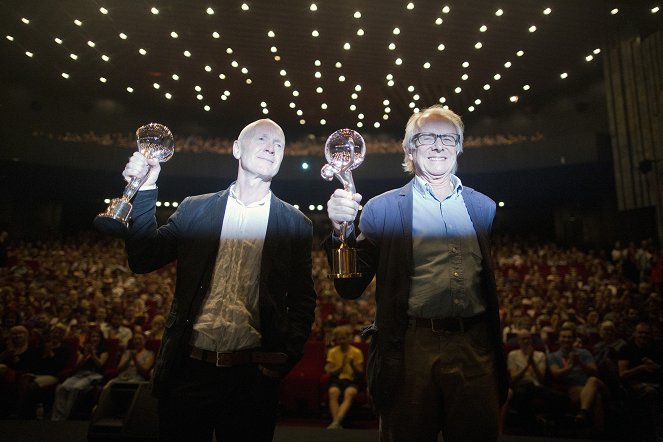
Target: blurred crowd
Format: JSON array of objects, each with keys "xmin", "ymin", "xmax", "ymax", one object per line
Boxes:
[
  {"xmin": 1, "ymin": 231, "xmax": 662, "ymax": 437},
  {"xmin": 32, "ymin": 130, "xmax": 545, "ymax": 156}
]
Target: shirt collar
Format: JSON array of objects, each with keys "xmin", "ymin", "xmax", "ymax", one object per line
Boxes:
[
  {"xmin": 413, "ymin": 175, "xmax": 463, "ymax": 200},
  {"xmin": 229, "ymin": 183, "xmax": 272, "ymax": 208}
]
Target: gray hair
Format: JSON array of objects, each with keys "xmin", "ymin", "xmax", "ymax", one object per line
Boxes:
[{"xmin": 401, "ymin": 105, "xmax": 464, "ymax": 174}]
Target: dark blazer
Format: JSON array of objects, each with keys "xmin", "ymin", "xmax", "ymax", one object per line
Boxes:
[
  {"xmin": 325, "ymin": 179, "xmax": 508, "ymax": 410},
  {"xmin": 126, "ymin": 188, "xmax": 317, "ymax": 397}
]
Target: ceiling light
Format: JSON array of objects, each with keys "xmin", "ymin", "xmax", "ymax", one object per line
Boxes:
[
  {"xmin": 241, "ymin": 3, "xmax": 249, "ymax": 11},
  {"xmin": 172, "ymin": 74, "xmax": 179, "ymax": 80},
  {"xmin": 383, "ymin": 99, "xmax": 390, "ymax": 105},
  {"xmin": 280, "ymin": 69, "xmax": 287, "ymax": 76},
  {"xmin": 413, "ymin": 94, "xmax": 420, "ymax": 100},
  {"xmin": 151, "ymin": 7, "xmax": 159, "ymax": 15},
  {"xmin": 483, "ymin": 84, "xmax": 491, "ymax": 90},
  {"xmin": 312, "ymin": 30, "xmax": 319, "ymax": 37},
  {"xmin": 300, "ymin": 120, "xmax": 306, "ymax": 125},
  {"xmin": 357, "ymin": 29, "xmax": 364, "ymax": 36},
  {"xmin": 338, "ymin": 75, "xmax": 345, "ymax": 82},
  {"xmin": 468, "ymin": 106, "xmax": 475, "ymax": 112},
  {"xmin": 350, "ymin": 104, "xmax": 356, "ymax": 111},
  {"xmin": 320, "ymin": 119, "xmax": 326, "ymax": 125},
  {"xmin": 226, "ymin": 48, "xmax": 233, "ymax": 54},
  {"xmin": 314, "ymin": 71, "xmax": 321, "ymax": 78},
  {"xmin": 510, "ymin": 96, "xmax": 519, "ymax": 102},
  {"xmin": 206, "ymin": 7, "xmax": 214, "ymax": 14},
  {"xmin": 270, "ymin": 46, "xmax": 277, "ymax": 53},
  {"xmin": 543, "ymin": 7, "xmax": 551, "ymax": 15},
  {"xmin": 504, "ymin": 61, "xmax": 512, "ymax": 68},
  {"xmin": 480, "ymin": 25, "xmax": 487, "ymax": 32},
  {"xmin": 119, "ymin": 33, "xmax": 127, "ymax": 39},
  {"xmin": 439, "ymin": 97, "xmax": 446, "ymax": 103},
  {"xmin": 462, "ymin": 61, "xmax": 469, "ymax": 68},
  {"xmin": 494, "ymin": 74, "xmax": 501, "ymax": 80},
  {"xmin": 231, "ymin": 60, "xmax": 238, "ymax": 67},
  {"xmin": 170, "ymin": 32, "xmax": 178, "ymax": 38},
  {"xmin": 437, "ymin": 43, "xmax": 445, "ymax": 51},
  {"xmin": 310, "ymin": 4, "xmax": 317, "ymax": 11},
  {"xmin": 70, "ymin": 53, "xmax": 78, "ymax": 60},
  {"xmin": 139, "ymin": 48, "xmax": 147, "ymax": 55},
  {"xmin": 262, "ymin": 109, "xmax": 269, "ymax": 115},
  {"xmin": 127, "ymin": 87, "xmax": 133, "ymax": 93},
  {"xmin": 454, "ymin": 87, "xmax": 461, "ymax": 93},
  {"xmin": 336, "ymin": 62, "xmax": 342, "ymax": 68},
  {"xmin": 268, "ymin": 30, "xmax": 275, "ymax": 37},
  {"xmin": 442, "ymin": 5, "xmax": 450, "ymax": 13},
  {"xmin": 219, "ymin": 73, "xmax": 226, "ymax": 79},
  {"xmin": 407, "ymin": 3, "xmax": 414, "ymax": 10},
  {"xmin": 357, "ymin": 122, "xmax": 363, "ymax": 128},
  {"xmin": 651, "ymin": 6, "xmax": 659, "ymax": 13},
  {"xmin": 99, "ymin": 7, "xmax": 108, "ymax": 14},
  {"xmin": 293, "ymin": 90, "xmax": 299, "ymax": 96},
  {"xmin": 516, "ymin": 50, "xmax": 524, "ymax": 56},
  {"xmin": 610, "ymin": 8, "xmax": 618, "ymax": 15},
  {"xmin": 424, "ymin": 62, "xmax": 431, "ymax": 69},
  {"xmin": 475, "ymin": 42, "xmax": 483, "ymax": 49},
  {"xmin": 297, "ymin": 110, "xmax": 303, "ymax": 116},
  {"xmin": 351, "ymin": 93, "xmax": 358, "ymax": 100},
  {"xmin": 165, "ymin": 92, "xmax": 172, "ymax": 99},
  {"xmin": 475, "ymin": 99, "xmax": 481, "ymax": 105},
  {"xmin": 409, "ymin": 102, "xmax": 416, "ymax": 108},
  {"xmin": 241, "ymin": 67, "xmax": 248, "ymax": 74},
  {"xmin": 461, "ymin": 74, "xmax": 468, "ymax": 80},
  {"xmin": 560, "ymin": 72, "xmax": 568, "ymax": 79},
  {"xmin": 6, "ymin": 35, "xmax": 13, "ymax": 41},
  {"xmin": 585, "ymin": 55, "xmax": 594, "ymax": 62},
  {"xmin": 314, "ymin": 60, "xmax": 321, "ymax": 66},
  {"xmin": 153, "ymin": 83, "xmax": 160, "ymax": 89},
  {"xmin": 224, "ymin": 90, "xmax": 230, "ymax": 96},
  {"xmin": 593, "ymin": 48, "xmax": 601, "ymax": 54},
  {"xmin": 321, "ymin": 103, "xmax": 327, "ymax": 109},
  {"xmin": 355, "ymin": 84, "xmax": 362, "ymax": 92},
  {"xmin": 358, "ymin": 113, "xmax": 364, "ymax": 120},
  {"xmin": 284, "ymin": 80, "xmax": 291, "ymax": 87},
  {"xmin": 395, "ymin": 58, "xmax": 403, "ymax": 65},
  {"xmin": 289, "ymin": 102, "xmax": 296, "ymax": 108},
  {"xmin": 25, "ymin": 51, "xmax": 34, "ymax": 58},
  {"xmin": 389, "ymin": 43, "xmax": 396, "ymax": 50},
  {"xmin": 54, "ymin": 37, "xmax": 62, "ymax": 44},
  {"xmin": 408, "ymin": 85, "xmax": 415, "ymax": 92},
  {"xmin": 212, "ymin": 31, "xmax": 220, "ymax": 39},
  {"xmin": 386, "ymin": 73, "xmax": 393, "ymax": 80},
  {"xmin": 101, "ymin": 54, "xmax": 110, "ymax": 62},
  {"xmin": 316, "ymin": 87, "xmax": 323, "ymax": 93},
  {"xmin": 523, "ymin": 85, "xmax": 531, "ymax": 91},
  {"xmin": 343, "ymin": 42, "xmax": 351, "ymax": 50},
  {"xmin": 393, "ymin": 27, "xmax": 400, "ymax": 35},
  {"xmin": 197, "ymin": 94, "xmax": 203, "ymax": 100},
  {"xmin": 385, "ymin": 107, "xmax": 391, "ymax": 113},
  {"xmin": 221, "ymin": 95, "xmax": 228, "ymax": 101},
  {"xmin": 204, "ymin": 105, "xmax": 211, "ymax": 111},
  {"xmin": 495, "ymin": 9, "xmax": 503, "ymax": 16},
  {"xmin": 529, "ymin": 25, "xmax": 537, "ymax": 32},
  {"xmin": 61, "ymin": 72, "xmax": 69, "ymax": 78},
  {"xmin": 387, "ymin": 80, "xmax": 394, "ymax": 86},
  {"xmin": 74, "ymin": 19, "xmax": 82, "ymax": 26},
  {"xmin": 354, "ymin": 11, "xmax": 361, "ymax": 18},
  {"xmin": 87, "ymin": 41, "xmax": 95, "ymax": 47}
]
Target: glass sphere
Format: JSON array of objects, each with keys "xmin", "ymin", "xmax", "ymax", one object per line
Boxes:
[
  {"xmin": 324, "ymin": 128, "xmax": 366, "ymax": 172},
  {"xmin": 136, "ymin": 123, "xmax": 174, "ymax": 162}
]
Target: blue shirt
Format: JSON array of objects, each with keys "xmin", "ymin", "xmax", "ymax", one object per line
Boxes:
[
  {"xmin": 547, "ymin": 348, "xmax": 595, "ymax": 385},
  {"xmin": 408, "ymin": 175, "xmax": 485, "ymax": 318}
]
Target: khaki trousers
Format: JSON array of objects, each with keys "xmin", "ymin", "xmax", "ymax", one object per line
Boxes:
[{"xmin": 379, "ymin": 320, "xmax": 499, "ymax": 442}]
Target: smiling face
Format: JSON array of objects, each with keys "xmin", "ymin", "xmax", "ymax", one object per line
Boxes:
[
  {"xmin": 233, "ymin": 119, "xmax": 285, "ymax": 182},
  {"xmin": 407, "ymin": 117, "xmax": 459, "ymax": 184}
]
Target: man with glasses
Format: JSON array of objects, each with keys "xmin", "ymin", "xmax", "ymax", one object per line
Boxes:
[{"xmin": 325, "ymin": 105, "xmax": 507, "ymax": 441}]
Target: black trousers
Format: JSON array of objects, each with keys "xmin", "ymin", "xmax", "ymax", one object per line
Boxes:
[{"xmin": 158, "ymin": 357, "xmax": 281, "ymax": 442}]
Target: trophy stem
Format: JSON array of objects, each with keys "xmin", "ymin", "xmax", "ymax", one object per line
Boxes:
[{"xmin": 122, "ymin": 166, "xmax": 152, "ymax": 200}]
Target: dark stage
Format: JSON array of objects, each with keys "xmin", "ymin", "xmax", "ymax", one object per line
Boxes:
[{"xmin": 0, "ymin": 419, "xmax": 622, "ymax": 442}]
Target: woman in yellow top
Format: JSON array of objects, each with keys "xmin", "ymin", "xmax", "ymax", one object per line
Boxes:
[{"xmin": 325, "ymin": 325, "xmax": 364, "ymax": 429}]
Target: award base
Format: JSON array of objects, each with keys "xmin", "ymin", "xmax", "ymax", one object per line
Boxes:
[
  {"xmin": 93, "ymin": 198, "xmax": 132, "ymax": 238},
  {"xmin": 327, "ymin": 243, "xmax": 362, "ymax": 279}
]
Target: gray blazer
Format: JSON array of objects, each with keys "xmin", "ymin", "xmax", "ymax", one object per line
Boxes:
[{"xmin": 325, "ymin": 179, "xmax": 508, "ymax": 410}]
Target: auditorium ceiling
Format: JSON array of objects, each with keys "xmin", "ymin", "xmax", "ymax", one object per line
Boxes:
[{"xmin": 0, "ymin": 0, "xmax": 660, "ymax": 136}]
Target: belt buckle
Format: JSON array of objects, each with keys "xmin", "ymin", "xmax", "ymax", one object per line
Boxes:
[{"xmin": 215, "ymin": 351, "xmax": 233, "ymax": 367}]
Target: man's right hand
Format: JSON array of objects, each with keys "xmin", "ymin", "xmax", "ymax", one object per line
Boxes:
[
  {"xmin": 122, "ymin": 152, "xmax": 161, "ymax": 190},
  {"xmin": 327, "ymin": 189, "xmax": 362, "ymax": 235}
]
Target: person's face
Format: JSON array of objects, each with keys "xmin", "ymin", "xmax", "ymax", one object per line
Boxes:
[
  {"xmin": 408, "ymin": 117, "xmax": 459, "ymax": 183},
  {"xmin": 233, "ymin": 121, "xmax": 285, "ymax": 182},
  {"xmin": 518, "ymin": 333, "xmax": 532, "ymax": 349},
  {"xmin": 600, "ymin": 325, "xmax": 616, "ymax": 341},
  {"xmin": 559, "ymin": 330, "xmax": 575, "ymax": 350},
  {"xmin": 133, "ymin": 334, "xmax": 145, "ymax": 348},
  {"xmin": 10, "ymin": 328, "xmax": 28, "ymax": 346},
  {"xmin": 634, "ymin": 324, "xmax": 652, "ymax": 348}
]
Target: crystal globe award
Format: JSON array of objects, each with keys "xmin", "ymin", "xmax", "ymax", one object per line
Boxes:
[
  {"xmin": 321, "ymin": 128, "xmax": 366, "ymax": 279},
  {"xmin": 93, "ymin": 123, "xmax": 174, "ymax": 237}
]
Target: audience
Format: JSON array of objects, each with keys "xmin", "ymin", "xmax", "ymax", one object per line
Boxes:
[{"xmin": 0, "ymin": 230, "xmax": 662, "ymax": 440}]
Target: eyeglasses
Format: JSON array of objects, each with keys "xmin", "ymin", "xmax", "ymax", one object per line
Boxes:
[{"xmin": 412, "ymin": 132, "xmax": 460, "ymax": 148}]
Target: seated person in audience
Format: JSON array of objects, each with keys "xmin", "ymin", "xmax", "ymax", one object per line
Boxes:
[
  {"xmin": 548, "ymin": 326, "xmax": 605, "ymax": 430},
  {"xmin": 145, "ymin": 314, "xmax": 165, "ymax": 341},
  {"xmin": 16, "ymin": 324, "xmax": 69, "ymax": 417},
  {"xmin": 617, "ymin": 322, "xmax": 663, "ymax": 439},
  {"xmin": 0, "ymin": 325, "xmax": 31, "ymax": 416},
  {"xmin": 325, "ymin": 325, "xmax": 364, "ymax": 430},
  {"xmin": 108, "ymin": 332, "xmax": 155, "ymax": 383},
  {"xmin": 51, "ymin": 328, "xmax": 109, "ymax": 421},
  {"xmin": 105, "ymin": 311, "xmax": 132, "ymax": 348},
  {"xmin": 507, "ymin": 329, "xmax": 568, "ymax": 419},
  {"xmin": 592, "ymin": 320, "xmax": 626, "ymax": 389}
]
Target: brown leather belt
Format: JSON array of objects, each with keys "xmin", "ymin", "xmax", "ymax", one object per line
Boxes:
[
  {"xmin": 189, "ymin": 347, "xmax": 288, "ymax": 367},
  {"xmin": 411, "ymin": 313, "xmax": 486, "ymax": 333}
]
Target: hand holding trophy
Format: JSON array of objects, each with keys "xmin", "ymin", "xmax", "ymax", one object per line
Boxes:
[
  {"xmin": 93, "ymin": 123, "xmax": 174, "ymax": 237},
  {"xmin": 321, "ymin": 129, "xmax": 366, "ymax": 279}
]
